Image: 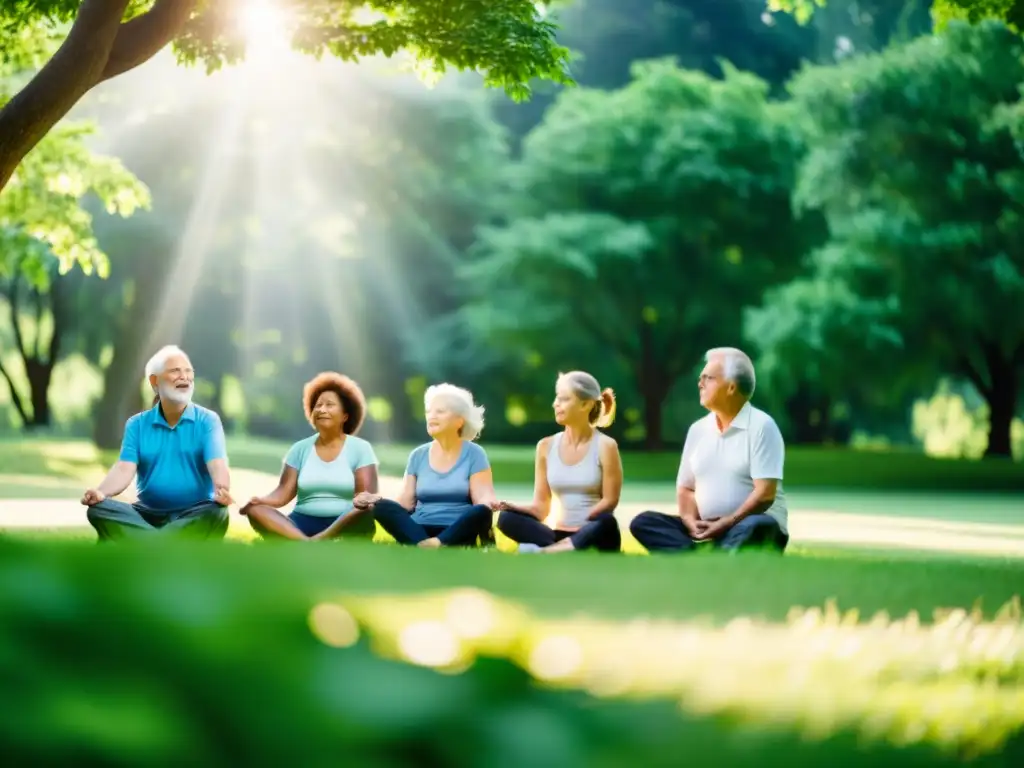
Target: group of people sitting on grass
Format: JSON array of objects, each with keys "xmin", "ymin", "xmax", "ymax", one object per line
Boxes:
[{"xmin": 81, "ymin": 344, "xmax": 790, "ymax": 554}]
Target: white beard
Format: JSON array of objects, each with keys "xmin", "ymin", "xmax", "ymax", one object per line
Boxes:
[{"xmin": 158, "ymin": 382, "xmax": 194, "ymax": 406}]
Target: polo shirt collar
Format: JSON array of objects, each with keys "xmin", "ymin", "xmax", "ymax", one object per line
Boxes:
[
  {"xmin": 733, "ymin": 401, "xmax": 753, "ymax": 430},
  {"xmin": 153, "ymin": 401, "xmax": 196, "ymax": 428},
  {"xmin": 711, "ymin": 401, "xmax": 752, "ymax": 433}
]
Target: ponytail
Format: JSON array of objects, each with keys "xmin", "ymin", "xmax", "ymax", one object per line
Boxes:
[{"xmin": 592, "ymin": 387, "xmax": 616, "ymax": 428}]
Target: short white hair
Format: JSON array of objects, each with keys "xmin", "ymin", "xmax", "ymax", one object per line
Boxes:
[
  {"xmin": 145, "ymin": 345, "xmax": 189, "ymax": 380},
  {"xmin": 705, "ymin": 347, "xmax": 756, "ymax": 399},
  {"xmin": 424, "ymin": 383, "xmax": 485, "ymax": 441}
]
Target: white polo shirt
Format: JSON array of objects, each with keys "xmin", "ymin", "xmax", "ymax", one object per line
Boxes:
[{"xmin": 676, "ymin": 402, "xmax": 788, "ymax": 534}]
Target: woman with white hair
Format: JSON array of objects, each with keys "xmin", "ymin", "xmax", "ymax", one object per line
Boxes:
[
  {"xmin": 356, "ymin": 383, "xmax": 496, "ymax": 548},
  {"xmin": 494, "ymin": 371, "xmax": 623, "ymax": 554}
]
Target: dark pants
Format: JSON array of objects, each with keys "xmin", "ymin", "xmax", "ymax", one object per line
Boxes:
[
  {"xmin": 372, "ymin": 498, "xmax": 493, "ymax": 546},
  {"xmin": 497, "ymin": 510, "xmax": 622, "ymax": 552},
  {"xmin": 288, "ymin": 510, "xmax": 376, "ymax": 538},
  {"xmin": 86, "ymin": 499, "xmax": 228, "ymax": 541},
  {"xmin": 629, "ymin": 511, "xmax": 788, "ymax": 553}
]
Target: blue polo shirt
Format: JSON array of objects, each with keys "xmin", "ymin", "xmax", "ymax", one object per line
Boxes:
[{"xmin": 119, "ymin": 403, "xmax": 227, "ymax": 513}]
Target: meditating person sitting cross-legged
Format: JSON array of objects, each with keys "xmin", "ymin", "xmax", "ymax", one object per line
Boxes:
[
  {"xmin": 495, "ymin": 371, "xmax": 623, "ymax": 554},
  {"xmin": 356, "ymin": 383, "xmax": 496, "ymax": 549},
  {"xmin": 241, "ymin": 372, "xmax": 379, "ymax": 541},
  {"xmin": 81, "ymin": 344, "xmax": 232, "ymax": 541}
]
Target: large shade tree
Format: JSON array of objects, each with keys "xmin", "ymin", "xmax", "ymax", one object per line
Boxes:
[
  {"xmin": 437, "ymin": 60, "xmax": 813, "ymax": 447},
  {"xmin": 750, "ymin": 20, "xmax": 1024, "ymax": 458},
  {"xmin": 0, "ymin": 0, "xmax": 570, "ymax": 199}
]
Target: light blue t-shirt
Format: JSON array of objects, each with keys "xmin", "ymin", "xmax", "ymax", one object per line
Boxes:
[
  {"xmin": 119, "ymin": 403, "xmax": 227, "ymax": 513},
  {"xmin": 285, "ymin": 434, "xmax": 378, "ymax": 518},
  {"xmin": 406, "ymin": 441, "xmax": 490, "ymax": 525}
]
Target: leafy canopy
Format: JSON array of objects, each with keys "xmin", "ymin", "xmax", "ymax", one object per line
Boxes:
[
  {"xmin": 0, "ymin": 0, "xmax": 573, "ymax": 101},
  {"xmin": 439, "ymin": 59, "xmax": 809, "ymax": 440},
  {"xmin": 770, "ymin": 0, "xmax": 1024, "ymax": 29},
  {"xmin": 0, "ymin": 121, "xmax": 150, "ymax": 288},
  {"xmin": 748, "ymin": 20, "xmax": 1024, "ymax": 454}
]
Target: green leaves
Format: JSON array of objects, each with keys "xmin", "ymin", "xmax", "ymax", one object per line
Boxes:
[
  {"xmin": 751, "ymin": 19, "xmax": 1024, "ymax": 454},
  {"xmin": 442, "ymin": 59, "xmax": 808, "ymax": 442},
  {"xmin": 0, "ymin": 119, "xmax": 150, "ymax": 287}
]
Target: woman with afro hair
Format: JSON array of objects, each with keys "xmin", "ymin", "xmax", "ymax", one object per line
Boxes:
[{"xmin": 241, "ymin": 372, "xmax": 379, "ymax": 540}]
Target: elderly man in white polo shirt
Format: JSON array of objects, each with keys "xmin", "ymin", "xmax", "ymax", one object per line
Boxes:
[{"xmin": 630, "ymin": 347, "xmax": 789, "ymax": 553}]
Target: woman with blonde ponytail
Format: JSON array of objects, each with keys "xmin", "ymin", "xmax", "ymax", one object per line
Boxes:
[{"xmin": 494, "ymin": 371, "xmax": 623, "ymax": 554}]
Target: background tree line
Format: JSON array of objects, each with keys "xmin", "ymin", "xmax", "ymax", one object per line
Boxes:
[{"xmin": 0, "ymin": 0, "xmax": 1021, "ymax": 459}]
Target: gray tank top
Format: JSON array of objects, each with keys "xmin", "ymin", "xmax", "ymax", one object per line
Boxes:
[{"xmin": 546, "ymin": 432, "xmax": 603, "ymax": 530}]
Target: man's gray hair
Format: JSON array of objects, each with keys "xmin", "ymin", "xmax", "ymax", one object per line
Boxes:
[
  {"xmin": 705, "ymin": 347, "xmax": 756, "ymax": 399},
  {"xmin": 145, "ymin": 345, "xmax": 189, "ymax": 380}
]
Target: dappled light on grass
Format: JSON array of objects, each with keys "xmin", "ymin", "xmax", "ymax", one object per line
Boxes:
[
  {"xmin": 791, "ymin": 511, "xmax": 1024, "ymax": 558},
  {"xmin": 329, "ymin": 590, "xmax": 1024, "ymax": 756},
  {"xmin": 308, "ymin": 602, "xmax": 359, "ymax": 648}
]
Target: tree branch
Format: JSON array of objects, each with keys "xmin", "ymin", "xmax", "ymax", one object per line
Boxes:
[
  {"xmin": 959, "ymin": 355, "xmax": 991, "ymax": 398},
  {"xmin": 8, "ymin": 278, "xmax": 28, "ymax": 366},
  {"xmin": 32, "ymin": 286, "xmax": 44, "ymax": 362},
  {"xmin": 0, "ymin": 0, "xmax": 130, "ymax": 190},
  {"xmin": 47, "ymin": 273, "xmax": 66, "ymax": 367},
  {"xmin": 101, "ymin": 0, "xmax": 198, "ymax": 82},
  {"xmin": 0, "ymin": 356, "xmax": 29, "ymax": 427}
]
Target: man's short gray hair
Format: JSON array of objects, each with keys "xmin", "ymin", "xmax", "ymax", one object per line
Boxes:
[
  {"xmin": 145, "ymin": 345, "xmax": 189, "ymax": 380},
  {"xmin": 424, "ymin": 383, "xmax": 485, "ymax": 441},
  {"xmin": 705, "ymin": 347, "xmax": 756, "ymax": 399}
]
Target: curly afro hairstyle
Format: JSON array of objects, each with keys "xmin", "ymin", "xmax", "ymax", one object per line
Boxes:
[{"xmin": 302, "ymin": 372, "xmax": 367, "ymax": 435}]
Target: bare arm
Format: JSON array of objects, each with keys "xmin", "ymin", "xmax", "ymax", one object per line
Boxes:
[
  {"xmin": 354, "ymin": 464, "xmax": 379, "ymax": 495},
  {"xmin": 249, "ymin": 465, "xmax": 299, "ymax": 509},
  {"xmin": 207, "ymin": 457, "xmax": 232, "ymax": 498},
  {"xmin": 676, "ymin": 425, "xmax": 700, "ymax": 532},
  {"xmin": 394, "ymin": 473, "xmax": 417, "ymax": 511},
  {"xmin": 469, "ymin": 468, "xmax": 497, "ymax": 507},
  {"xmin": 501, "ymin": 438, "xmax": 552, "ymax": 520},
  {"xmin": 587, "ymin": 437, "xmax": 622, "ymax": 520},
  {"xmin": 725, "ymin": 478, "xmax": 777, "ymax": 525},
  {"xmin": 677, "ymin": 486, "xmax": 699, "ymax": 528},
  {"xmin": 95, "ymin": 461, "xmax": 136, "ymax": 498}
]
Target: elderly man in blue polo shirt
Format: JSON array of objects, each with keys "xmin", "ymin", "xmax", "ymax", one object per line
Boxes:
[{"xmin": 81, "ymin": 345, "xmax": 233, "ymax": 540}]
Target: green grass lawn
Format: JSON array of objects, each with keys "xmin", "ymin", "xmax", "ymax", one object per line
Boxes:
[
  {"xmin": 1, "ymin": 435, "xmax": 1021, "ymax": 495},
  {"xmin": 2, "ymin": 437, "xmax": 1022, "ymax": 557},
  {"xmin": 2, "ymin": 436, "xmax": 1023, "ymax": 765},
  {"xmin": 225, "ymin": 436, "xmax": 1024, "ymax": 490},
  {"xmin": 1, "ymin": 537, "xmax": 1021, "ymax": 765}
]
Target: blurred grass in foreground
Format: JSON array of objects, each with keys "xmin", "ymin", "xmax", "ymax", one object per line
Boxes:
[
  {"xmin": 344, "ymin": 590, "xmax": 1024, "ymax": 757},
  {"xmin": 0, "ymin": 539, "xmax": 1021, "ymax": 766}
]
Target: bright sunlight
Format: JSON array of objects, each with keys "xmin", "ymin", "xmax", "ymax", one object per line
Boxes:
[{"xmin": 240, "ymin": 0, "xmax": 290, "ymax": 58}]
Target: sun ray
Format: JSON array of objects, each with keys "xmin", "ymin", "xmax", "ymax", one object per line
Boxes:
[{"xmin": 145, "ymin": 104, "xmax": 245, "ymax": 349}]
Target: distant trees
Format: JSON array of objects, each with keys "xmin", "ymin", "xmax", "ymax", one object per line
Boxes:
[
  {"xmin": 750, "ymin": 21, "xmax": 1024, "ymax": 457},
  {"xmin": 437, "ymin": 60, "xmax": 814, "ymax": 447}
]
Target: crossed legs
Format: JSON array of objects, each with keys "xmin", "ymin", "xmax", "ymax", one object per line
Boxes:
[
  {"xmin": 372, "ymin": 499, "xmax": 493, "ymax": 547},
  {"xmin": 497, "ymin": 510, "xmax": 622, "ymax": 553},
  {"xmin": 629, "ymin": 511, "xmax": 788, "ymax": 553},
  {"xmin": 87, "ymin": 499, "xmax": 228, "ymax": 541}
]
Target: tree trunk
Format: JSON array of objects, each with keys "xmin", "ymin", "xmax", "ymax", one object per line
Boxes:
[
  {"xmin": 92, "ymin": 262, "xmax": 176, "ymax": 449},
  {"xmin": 641, "ymin": 386, "xmax": 666, "ymax": 449},
  {"xmin": 636, "ymin": 318, "xmax": 670, "ymax": 449},
  {"xmin": 983, "ymin": 355, "xmax": 1019, "ymax": 459},
  {"xmin": 23, "ymin": 360, "xmax": 54, "ymax": 430}
]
